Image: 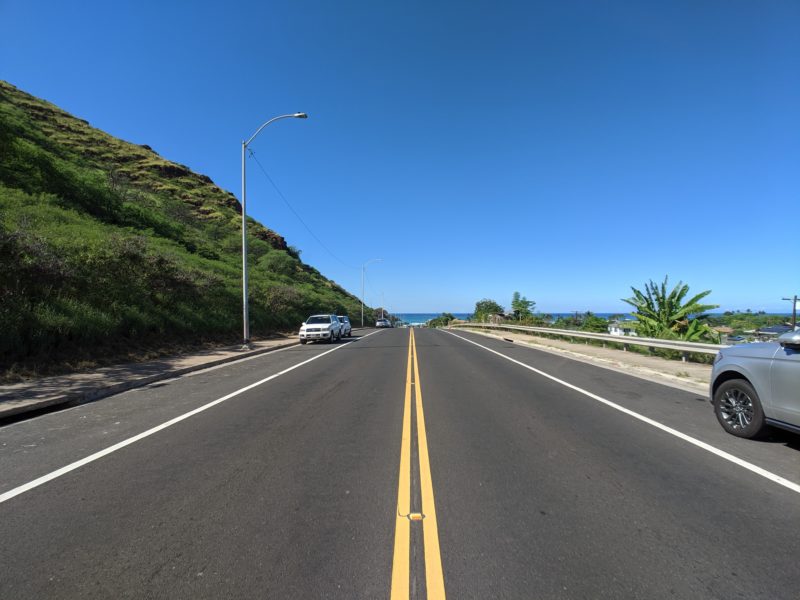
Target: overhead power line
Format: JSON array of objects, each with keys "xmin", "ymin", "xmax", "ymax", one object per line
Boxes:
[{"xmin": 248, "ymin": 149, "xmax": 356, "ymax": 270}]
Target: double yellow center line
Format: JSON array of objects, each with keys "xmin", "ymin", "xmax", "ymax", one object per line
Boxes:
[{"xmin": 391, "ymin": 328, "xmax": 446, "ymax": 599}]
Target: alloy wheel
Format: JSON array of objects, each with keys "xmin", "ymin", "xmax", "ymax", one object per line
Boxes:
[{"xmin": 719, "ymin": 388, "xmax": 754, "ymax": 430}]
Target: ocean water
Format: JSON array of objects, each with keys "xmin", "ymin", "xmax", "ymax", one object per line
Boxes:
[
  {"xmin": 393, "ymin": 313, "xmax": 472, "ymax": 325},
  {"xmin": 394, "ymin": 312, "xmax": 791, "ymax": 325},
  {"xmin": 392, "ymin": 312, "xmax": 632, "ymax": 325},
  {"xmin": 391, "ymin": 311, "xmax": 792, "ymax": 326}
]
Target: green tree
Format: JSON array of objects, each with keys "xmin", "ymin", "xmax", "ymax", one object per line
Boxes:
[
  {"xmin": 580, "ymin": 311, "xmax": 609, "ymax": 333},
  {"xmin": 622, "ymin": 276, "xmax": 719, "ymax": 341},
  {"xmin": 428, "ymin": 312, "xmax": 456, "ymax": 328},
  {"xmin": 472, "ymin": 298, "xmax": 504, "ymax": 322},
  {"xmin": 511, "ymin": 291, "xmax": 535, "ymax": 320},
  {"xmin": 552, "ymin": 312, "xmax": 583, "ymax": 330}
]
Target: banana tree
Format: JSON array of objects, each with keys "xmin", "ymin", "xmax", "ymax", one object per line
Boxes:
[{"xmin": 622, "ymin": 276, "xmax": 719, "ymax": 341}]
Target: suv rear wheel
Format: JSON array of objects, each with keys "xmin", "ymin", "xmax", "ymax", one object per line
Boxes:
[{"xmin": 713, "ymin": 379, "xmax": 767, "ymax": 439}]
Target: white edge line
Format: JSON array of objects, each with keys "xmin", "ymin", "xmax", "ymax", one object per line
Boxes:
[
  {"xmin": 185, "ymin": 328, "xmax": 378, "ymax": 376},
  {"xmin": 444, "ymin": 330, "xmax": 800, "ymax": 495},
  {"xmin": 0, "ymin": 330, "xmax": 382, "ymax": 505},
  {"xmin": 1, "ymin": 339, "xmax": 302, "ymax": 432}
]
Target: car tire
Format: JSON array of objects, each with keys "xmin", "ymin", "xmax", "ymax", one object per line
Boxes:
[
  {"xmin": 300, "ymin": 339, "xmax": 307, "ymax": 345},
  {"xmin": 713, "ymin": 379, "xmax": 767, "ymax": 439}
]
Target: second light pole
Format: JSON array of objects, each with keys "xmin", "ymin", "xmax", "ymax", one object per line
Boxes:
[{"xmin": 361, "ymin": 258, "xmax": 382, "ymax": 327}]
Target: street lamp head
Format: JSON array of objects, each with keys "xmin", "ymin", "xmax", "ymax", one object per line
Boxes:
[{"xmin": 294, "ymin": 112, "xmax": 309, "ymax": 119}]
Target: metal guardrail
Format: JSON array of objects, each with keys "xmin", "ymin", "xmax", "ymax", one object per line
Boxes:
[{"xmin": 449, "ymin": 323, "xmax": 728, "ymax": 359}]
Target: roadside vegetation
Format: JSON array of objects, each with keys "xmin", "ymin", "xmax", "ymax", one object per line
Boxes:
[
  {"xmin": 471, "ymin": 299, "xmax": 504, "ymax": 323},
  {"xmin": 465, "ymin": 280, "xmax": 721, "ymax": 341},
  {"xmin": 0, "ymin": 81, "xmax": 373, "ymax": 378},
  {"xmin": 621, "ymin": 276, "xmax": 719, "ymax": 342},
  {"xmin": 427, "ymin": 313, "xmax": 456, "ymax": 328},
  {"xmin": 468, "ymin": 293, "xmax": 614, "ymax": 332},
  {"xmin": 706, "ymin": 311, "xmax": 788, "ymax": 336},
  {"xmin": 458, "ymin": 279, "xmax": 756, "ymax": 364}
]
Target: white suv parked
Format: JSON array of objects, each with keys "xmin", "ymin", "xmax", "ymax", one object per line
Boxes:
[{"xmin": 299, "ymin": 314, "xmax": 342, "ymax": 344}]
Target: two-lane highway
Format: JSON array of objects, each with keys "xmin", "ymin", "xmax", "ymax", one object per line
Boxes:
[{"xmin": 1, "ymin": 328, "xmax": 799, "ymax": 599}]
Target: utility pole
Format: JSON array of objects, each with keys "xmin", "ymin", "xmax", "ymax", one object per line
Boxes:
[
  {"xmin": 782, "ymin": 295, "xmax": 798, "ymax": 329},
  {"xmin": 361, "ymin": 258, "xmax": 382, "ymax": 327}
]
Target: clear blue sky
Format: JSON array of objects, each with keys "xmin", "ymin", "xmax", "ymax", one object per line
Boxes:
[{"xmin": 2, "ymin": 1, "xmax": 798, "ymax": 313}]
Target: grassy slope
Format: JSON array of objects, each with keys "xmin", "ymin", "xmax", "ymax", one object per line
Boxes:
[{"xmin": 0, "ymin": 80, "xmax": 372, "ymax": 375}]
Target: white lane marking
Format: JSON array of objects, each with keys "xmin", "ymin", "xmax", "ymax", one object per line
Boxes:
[
  {"xmin": 183, "ymin": 341, "xmax": 300, "ymax": 375},
  {"xmin": 184, "ymin": 328, "xmax": 377, "ymax": 376},
  {"xmin": 0, "ymin": 331, "xmax": 382, "ymax": 505},
  {"xmin": 444, "ymin": 330, "xmax": 800, "ymax": 495}
]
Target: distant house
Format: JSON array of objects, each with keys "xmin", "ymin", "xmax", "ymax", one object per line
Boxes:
[
  {"xmin": 713, "ymin": 326, "xmax": 734, "ymax": 344},
  {"xmin": 608, "ymin": 320, "xmax": 638, "ymax": 337},
  {"xmin": 755, "ymin": 324, "xmax": 793, "ymax": 341}
]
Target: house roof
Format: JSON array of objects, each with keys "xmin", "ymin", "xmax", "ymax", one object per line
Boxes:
[{"xmin": 757, "ymin": 324, "xmax": 792, "ymax": 335}]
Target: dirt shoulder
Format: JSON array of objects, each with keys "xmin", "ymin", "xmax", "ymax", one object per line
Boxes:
[{"xmin": 452, "ymin": 326, "xmax": 711, "ymax": 395}]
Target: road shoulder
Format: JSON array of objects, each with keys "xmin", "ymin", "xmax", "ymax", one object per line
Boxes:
[
  {"xmin": 0, "ymin": 336, "xmax": 299, "ymax": 420},
  {"xmin": 449, "ymin": 326, "xmax": 710, "ymax": 395}
]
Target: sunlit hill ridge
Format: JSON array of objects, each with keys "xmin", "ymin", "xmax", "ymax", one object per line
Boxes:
[{"xmin": 0, "ymin": 80, "xmax": 371, "ymax": 376}]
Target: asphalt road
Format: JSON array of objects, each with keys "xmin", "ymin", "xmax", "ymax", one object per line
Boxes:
[{"xmin": 1, "ymin": 328, "xmax": 798, "ymax": 599}]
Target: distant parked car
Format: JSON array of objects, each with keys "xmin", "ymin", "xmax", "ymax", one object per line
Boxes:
[
  {"xmin": 710, "ymin": 330, "xmax": 800, "ymax": 438},
  {"xmin": 337, "ymin": 315, "xmax": 352, "ymax": 337},
  {"xmin": 299, "ymin": 314, "xmax": 342, "ymax": 344},
  {"xmin": 376, "ymin": 319, "xmax": 392, "ymax": 328}
]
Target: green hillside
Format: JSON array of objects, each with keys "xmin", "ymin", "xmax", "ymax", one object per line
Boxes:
[{"xmin": 0, "ymin": 80, "xmax": 373, "ymax": 376}]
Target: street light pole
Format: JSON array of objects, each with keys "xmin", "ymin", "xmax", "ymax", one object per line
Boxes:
[
  {"xmin": 782, "ymin": 295, "xmax": 798, "ymax": 330},
  {"xmin": 241, "ymin": 112, "xmax": 307, "ymax": 347},
  {"xmin": 361, "ymin": 258, "xmax": 382, "ymax": 327}
]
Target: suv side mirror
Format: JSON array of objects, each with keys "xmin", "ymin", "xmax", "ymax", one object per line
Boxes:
[{"xmin": 778, "ymin": 330, "xmax": 800, "ymax": 348}]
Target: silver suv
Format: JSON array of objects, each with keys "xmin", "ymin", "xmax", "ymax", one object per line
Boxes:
[
  {"xmin": 337, "ymin": 315, "xmax": 352, "ymax": 337},
  {"xmin": 299, "ymin": 314, "xmax": 342, "ymax": 344},
  {"xmin": 710, "ymin": 330, "xmax": 800, "ymax": 438}
]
